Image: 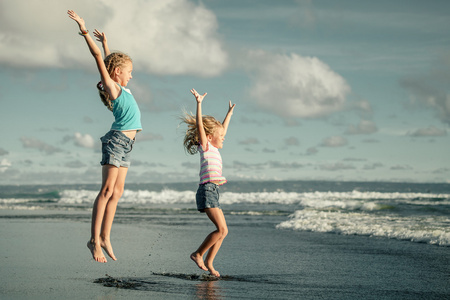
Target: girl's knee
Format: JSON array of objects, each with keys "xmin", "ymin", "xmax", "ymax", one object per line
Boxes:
[
  {"xmin": 112, "ymin": 186, "xmax": 124, "ymax": 199},
  {"xmin": 100, "ymin": 185, "xmax": 124, "ymax": 200},
  {"xmin": 219, "ymin": 226, "xmax": 228, "ymax": 238},
  {"xmin": 100, "ymin": 186, "xmax": 114, "ymax": 200}
]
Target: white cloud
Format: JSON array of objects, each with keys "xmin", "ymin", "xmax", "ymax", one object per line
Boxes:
[
  {"xmin": 62, "ymin": 132, "xmax": 95, "ymax": 148},
  {"xmin": 320, "ymin": 136, "xmax": 348, "ymax": 147},
  {"xmin": 0, "ymin": 0, "xmax": 227, "ymax": 77},
  {"xmin": 345, "ymin": 120, "xmax": 378, "ymax": 135},
  {"xmin": 407, "ymin": 126, "xmax": 447, "ymax": 137},
  {"xmin": 0, "ymin": 159, "xmax": 11, "ymax": 173},
  {"xmin": 20, "ymin": 137, "xmax": 63, "ymax": 155},
  {"xmin": 74, "ymin": 133, "xmax": 95, "ymax": 148},
  {"xmin": 245, "ymin": 51, "xmax": 350, "ymax": 119},
  {"xmin": 352, "ymin": 99, "xmax": 373, "ymax": 114}
]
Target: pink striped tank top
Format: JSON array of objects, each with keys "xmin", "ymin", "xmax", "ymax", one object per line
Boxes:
[{"xmin": 198, "ymin": 142, "xmax": 227, "ymax": 185}]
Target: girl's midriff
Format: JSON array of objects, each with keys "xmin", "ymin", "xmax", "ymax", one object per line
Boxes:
[{"xmin": 121, "ymin": 130, "xmax": 137, "ymax": 140}]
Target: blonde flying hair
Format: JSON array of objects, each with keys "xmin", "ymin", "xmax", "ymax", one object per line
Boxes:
[
  {"xmin": 181, "ymin": 113, "xmax": 223, "ymax": 155},
  {"xmin": 97, "ymin": 52, "xmax": 132, "ymax": 111}
]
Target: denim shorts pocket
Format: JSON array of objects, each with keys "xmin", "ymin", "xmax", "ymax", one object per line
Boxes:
[
  {"xmin": 203, "ymin": 184, "xmax": 216, "ymax": 193},
  {"xmin": 101, "ymin": 135, "xmax": 126, "ymax": 147}
]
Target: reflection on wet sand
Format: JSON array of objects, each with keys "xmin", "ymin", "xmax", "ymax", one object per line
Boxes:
[{"xmin": 195, "ymin": 280, "xmax": 223, "ymax": 300}]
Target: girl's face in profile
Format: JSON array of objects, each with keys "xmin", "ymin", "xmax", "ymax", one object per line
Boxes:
[
  {"xmin": 209, "ymin": 126, "xmax": 225, "ymax": 149},
  {"xmin": 116, "ymin": 60, "xmax": 133, "ymax": 87}
]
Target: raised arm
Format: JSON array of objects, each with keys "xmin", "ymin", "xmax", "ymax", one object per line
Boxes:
[
  {"xmin": 222, "ymin": 101, "xmax": 236, "ymax": 136},
  {"xmin": 191, "ymin": 89, "xmax": 208, "ymax": 150},
  {"xmin": 94, "ymin": 29, "xmax": 111, "ymax": 57},
  {"xmin": 67, "ymin": 10, "xmax": 120, "ymax": 99}
]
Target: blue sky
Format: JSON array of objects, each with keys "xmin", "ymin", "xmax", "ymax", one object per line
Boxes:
[{"xmin": 0, "ymin": 0, "xmax": 449, "ymax": 185}]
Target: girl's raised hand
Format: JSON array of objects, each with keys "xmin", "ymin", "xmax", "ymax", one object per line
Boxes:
[
  {"xmin": 191, "ymin": 89, "xmax": 207, "ymax": 103},
  {"xmin": 93, "ymin": 29, "xmax": 107, "ymax": 43},
  {"xmin": 228, "ymin": 101, "xmax": 236, "ymax": 114},
  {"xmin": 67, "ymin": 10, "xmax": 85, "ymax": 28}
]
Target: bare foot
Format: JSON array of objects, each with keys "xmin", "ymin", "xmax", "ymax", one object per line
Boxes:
[
  {"xmin": 87, "ymin": 240, "xmax": 107, "ymax": 263},
  {"xmin": 100, "ymin": 239, "xmax": 117, "ymax": 261},
  {"xmin": 190, "ymin": 252, "xmax": 208, "ymax": 271},
  {"xmin": 208, "ymin": 267, "xmax": 220, "ymax": 277}
]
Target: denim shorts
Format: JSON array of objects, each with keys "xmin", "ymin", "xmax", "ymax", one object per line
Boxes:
[
  {"xmin": 100, "ymin": 130, "xmax": 135, "ymax": 168},
  {"xmin": 196, "ymin": 182, "xmax": 221, "ymax": 212}
]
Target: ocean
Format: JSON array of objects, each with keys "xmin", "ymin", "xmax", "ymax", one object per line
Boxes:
[{"xmin": 1, "ymin": 180, "xmax": 449, "ymax": 247}]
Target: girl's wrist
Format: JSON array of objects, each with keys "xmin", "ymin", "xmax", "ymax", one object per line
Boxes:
[
  {"xmin": 79, "ymin": 29, "xmax": 89, "ymax": 36},
  {"xmin": 78, "ymin": 27, "xmax": 89, "ymax": 36}
]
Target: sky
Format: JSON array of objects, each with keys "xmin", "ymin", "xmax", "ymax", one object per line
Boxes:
[{"xmin": 0, "ymin": 0, "xmax": 449, "ymax": 185}]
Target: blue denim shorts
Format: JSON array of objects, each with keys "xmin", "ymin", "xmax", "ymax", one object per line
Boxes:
[
  {"xmin": 100, "ymin": 130, "xmax": 135, "ymax": 168},
  {"xmin": 196, "ymin": 182, "xmax": 221, "ymax": 212}
]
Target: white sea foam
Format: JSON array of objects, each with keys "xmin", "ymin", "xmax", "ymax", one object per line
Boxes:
[
  {"xmin": 276, "ymin": 210, "xmax": 450, "ymax": 246},
  {"xmin": 0, "ymin": 198, "xmax": 47, "ymax": 210},
  {"xmin": 59, "ymin": 189, "xmax": 195, "ymax": 205},
  {"xmin": 0, "ymin": 199, "xmax": 31, "ymax": 204},
  {"xmin": 57, "ymin": 189, "xmax": 450, "ymax": 207},
  {"xmin": 0, "ymin": 204, "xmax": 45, "ymax": 210}
]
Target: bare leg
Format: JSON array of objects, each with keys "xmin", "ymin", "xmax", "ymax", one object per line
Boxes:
[
  {"xmin": 87, "ymin": 165, "xmax": 119, "ymax": 263},
  {"xmin": 99, "ymin": 167, "xmax": 128, "ymax": 261},
  {"xmin": 204, "ymin": 209, "xmax": 227, "ymax": 276},
  {"xmin": 191, "ymin": 208, "xmax": 228, "ymax": 276}
]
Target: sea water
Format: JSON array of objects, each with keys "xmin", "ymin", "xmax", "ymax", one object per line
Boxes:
[{"xmin": 1, "ymin": 180, "xmax": 449, "ymax": 246}]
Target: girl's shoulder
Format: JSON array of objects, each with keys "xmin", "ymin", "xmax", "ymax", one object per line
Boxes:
[
  {"xmin": 112, "ymin": 84, "xmax": 133, "ymax": 102},
  {"xmin": 121, "ymin": 86, "xmax": 132, "ymax": 95},
  {"xmin": 198, "ymin": 142, "xmax": 210, "ymax": 152}
]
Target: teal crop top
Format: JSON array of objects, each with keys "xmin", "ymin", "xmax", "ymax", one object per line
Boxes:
[{"xmin": 110, "ymin": 86, "xmax": 142, "ymax": 132}]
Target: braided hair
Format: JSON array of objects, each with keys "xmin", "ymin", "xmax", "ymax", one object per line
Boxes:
[{"xmin": 97, "ymin": 52, "xmax": 132, "ymax": 111}]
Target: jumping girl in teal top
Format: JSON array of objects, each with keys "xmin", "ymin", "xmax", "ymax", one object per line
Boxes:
[{"xmin": 68, "ymin": 10, "xmax": 142, "ymax": 263}]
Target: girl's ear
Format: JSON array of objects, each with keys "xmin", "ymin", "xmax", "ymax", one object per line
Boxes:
[
  {"xmin": 114, "ymin": 66, "xmax": 121, "ymax": 76},
  {"xmin": 206, "ymin": 134, "xmax": 212, "ymax": 142}
]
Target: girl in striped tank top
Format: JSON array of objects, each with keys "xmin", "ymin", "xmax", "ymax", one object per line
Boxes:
[{"xmin": 181, "ymin": 88, "xmax": 235, "ymax": 277}]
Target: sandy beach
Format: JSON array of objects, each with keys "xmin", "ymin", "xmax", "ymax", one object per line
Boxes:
[{"xmin": 1, "ymin": 207, "xmax": 449, "ymax": 300}]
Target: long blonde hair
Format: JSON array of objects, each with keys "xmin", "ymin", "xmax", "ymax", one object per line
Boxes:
[
  {"xmin": 181, "ymin": 113, "xmax": 222, "ymax": 155},
  {"xmin": 97, "ymin": 52, "xmax": 132, "ymax": 111}
]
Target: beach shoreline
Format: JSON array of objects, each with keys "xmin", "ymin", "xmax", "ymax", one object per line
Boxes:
[{"xmin": 1, "ymin": 208, "xmax": 449, "ymax": 299}]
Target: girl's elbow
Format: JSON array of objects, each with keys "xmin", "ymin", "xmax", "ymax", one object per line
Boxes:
[{"xmin": 92, "ymin": 52, "xmax": 102, "ymax": 59}]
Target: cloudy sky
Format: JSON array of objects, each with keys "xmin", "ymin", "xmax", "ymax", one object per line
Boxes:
[{"xmin": 1, "ymin": 0, "xmax": 449, "ymax": 185}]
